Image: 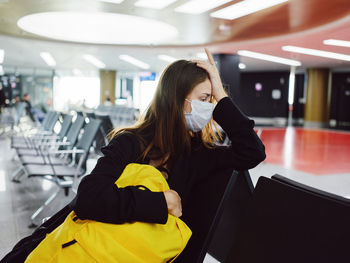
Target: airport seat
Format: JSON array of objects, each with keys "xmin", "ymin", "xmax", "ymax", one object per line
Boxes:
[
  {"xmin": 194, "ymin": 170, "xmax": 254, "ymax": 263},
  {"xmin": 15, "ymin": 115, "xmax": 84, "ymax": 157},
  {"xmin": 225, "ymin": 175, "xmax": 350, "ymax": 263},
  {"xmin": 94, "ymin": 112, "xmax": 114, "ymax": 153},
  {"xmin": 17, "ymin": 114, "xmax": 74, "ymax": 164},
  {"xmin": 11, "ymin": 111, "xmax": 60, "ymax": 149},
  {"xmin": 11, "ymin": 115, "xmax": 85, "ymax": 183},
  {"xmin": 21, "ymin": 118, "xmax": 101, "ymax": 227}
]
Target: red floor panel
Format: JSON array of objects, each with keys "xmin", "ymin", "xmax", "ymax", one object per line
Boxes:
[{"xmin": 260, "ymin": 127, "xmax": 350, "ymax": 175}]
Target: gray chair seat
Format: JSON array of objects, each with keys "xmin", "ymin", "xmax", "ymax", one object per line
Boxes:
[
  {"xmin": 12, "ymin": 142, "xmax": 36, "ymax": 149},
  {"xmin": 25, "ymin": 164, "xmax": 83, "ymax": 177},
  {"xmin": 19, "ymin": 155, "xmax": 67, "ymax": 165},
  {"xmin": 16, "ymin": 148, "xmax": 40, "ymax": 156}
]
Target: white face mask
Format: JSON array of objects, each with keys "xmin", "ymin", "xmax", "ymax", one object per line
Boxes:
[{"xmin": 184, "ymin": 99, "xmax": 215, "ymax": 132}]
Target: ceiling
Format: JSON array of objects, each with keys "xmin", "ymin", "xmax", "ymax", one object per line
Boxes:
[{"xmin": 0, "ymin": 0, "xmax": 350, "ymax": 74}]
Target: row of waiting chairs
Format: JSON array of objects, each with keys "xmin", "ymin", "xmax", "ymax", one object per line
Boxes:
[
  {"xmin": 10, "ymin": 111, "xmax": 102, "ymax": 227},
  {"xmin": 95, "ymin": 104, "xmax": 138, "ymax": 128}
]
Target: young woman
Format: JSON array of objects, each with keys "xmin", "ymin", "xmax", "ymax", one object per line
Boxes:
[{"xmin": 74, "ymin": 49, "xmax": 266, "ymax": 262}]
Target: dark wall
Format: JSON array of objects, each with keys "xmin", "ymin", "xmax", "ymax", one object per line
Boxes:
[
  {"xmin": 214, "ymin": 54, "xmax": 240, "ymax": 100},
  {"xmin": 330, "ymin": 72, "xmax": 350, "ymax": 129},
  {"xmin": 238, "ymin": 72, "xmax": 289, "ymax": 118},
  {"xmin": 292, "ymin": 73, "xmax": 305, "ymax": 119}
]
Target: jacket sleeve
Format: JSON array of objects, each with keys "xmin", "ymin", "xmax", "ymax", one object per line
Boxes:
[
  {"xmin": 74, "ymin": 132, "xmax": 168, "ymax": 224},
  {"xmin": 209, "ymin": 97, "xmax": 266, "ymax": 171}
]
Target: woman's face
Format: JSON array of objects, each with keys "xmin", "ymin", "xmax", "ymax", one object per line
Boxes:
[{"xmin": 184, "ymin": 78, "xmax": 212, "ymax": 114}]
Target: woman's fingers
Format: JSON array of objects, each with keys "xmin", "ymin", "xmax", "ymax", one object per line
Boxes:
[
  {"xmin": 195, "ymin": 62, "xmax": 210, "ymax": 71},
  {"xmin": 164, "ymin": 190, "xmax": 182, "ymax": 218},
  {"xmin": 205, "ymin": 48, "xmax": 215, "ymax": 65}
]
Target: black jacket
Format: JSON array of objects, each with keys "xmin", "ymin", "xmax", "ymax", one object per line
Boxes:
[{"xmin": 74, "ymin": 97, "xmax": 266, "ymax": 262}]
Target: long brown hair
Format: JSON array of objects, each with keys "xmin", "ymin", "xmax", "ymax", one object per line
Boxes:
[{"xmin": 109, "ymin": 60, "xmax": 221, "ymax": 167}]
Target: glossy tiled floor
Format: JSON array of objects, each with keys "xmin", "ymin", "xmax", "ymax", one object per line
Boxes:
[
  {"xmin": 1, "ymin": 127, "xmax": 350, "ymax": 261},
  {"xmin": 260, "ymin": 127, "xmax": 350, "ymax": 175}
]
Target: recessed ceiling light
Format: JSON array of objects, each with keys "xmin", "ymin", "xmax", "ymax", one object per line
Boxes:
[
  {"xmin": 0, "ymin": 49, "xmax": 4, "ymax": 64},
  {"xmin": 0, "ymin": 65, "xmax": 4, "ymax": 75},
  {"xmin": 119, "ymin": 55, "xmax": 150, "ymax": 69},
  {"xmin": 238, "ymin": 50, "xmax": 301, "ymax": 66},
  {"xmin": 134, "ymin": 0, "xmax": 177, "ymax": 9},
  {"xmin": 17, "ymin": 12, "xmax": 178, "ymax": 45},
  {"xmin": 210, "ymin": 0, "xmax": 289, "ymax": 20},
  {"xmin": 83, "ymin": 54, "xmax": 106, "ymax": 69},
  {"xmin": 40, "ymin": 52, "xmax": 56, "ymax": 67},
  {"xmin": 175, "ymin": 0, "xmax": 231, "ymax": 14},
  {"xmin": 99, "ymin": 0, "xmax": 124, "ymax": 3},
  {"xmin": 239, "ymin": 63, "xmax": 246, "ymax": 69},
  {"xmin": 323, "ymin": 39, "xmax": 350, "ymax": 48},
  {"xmin": 282, "ymin": 45, "xmax": 350, "ymax": 61},
  {"xmin": 158, "ymin": 54, "xmax": 178, "ymax": 63}
]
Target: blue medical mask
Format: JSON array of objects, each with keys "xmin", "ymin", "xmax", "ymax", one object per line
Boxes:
[{"xmin": 184, "ymin": 99, "xmax": 215, "ymax": 132}]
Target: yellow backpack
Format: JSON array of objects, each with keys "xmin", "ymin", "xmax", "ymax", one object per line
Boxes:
[{"xmin": 25, "ymin": 163, "xmax": 192, "ymax": 263}]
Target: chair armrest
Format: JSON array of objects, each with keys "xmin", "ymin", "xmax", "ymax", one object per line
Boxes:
[
  {"xmin": 49, "ymin": 149, "xmax": 85, "ymax": 154},
  {"xmin": 40, "ymin": 141, "xmax": 71, "ymax": 146}
]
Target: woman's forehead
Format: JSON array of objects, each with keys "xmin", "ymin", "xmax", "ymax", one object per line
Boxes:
[{"xmin": 192, "ymin": 79, "xmax": 212, "ymax": 95}]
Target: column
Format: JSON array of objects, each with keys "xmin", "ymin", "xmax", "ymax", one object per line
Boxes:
[
  {"xmin": 100, "ymin": 70, "xmax": 116, "ymax": 105},
  {"xmin": 304, "ymin": 68, "xmax": 330, "ymax": 128}
]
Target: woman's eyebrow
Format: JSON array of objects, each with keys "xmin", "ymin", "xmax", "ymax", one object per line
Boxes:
[{"xmin": 202, "ymin": 93, "xmax": 211, "ymax": 97}]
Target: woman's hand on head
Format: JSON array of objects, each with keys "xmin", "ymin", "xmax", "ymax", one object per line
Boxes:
[
  {"xmin": 194, "ymin": 48, "xmax": 228, "ymax": 102},
  {"xmin": 164, "ymin": 190, "xmax": 182, "ymax": 217}
]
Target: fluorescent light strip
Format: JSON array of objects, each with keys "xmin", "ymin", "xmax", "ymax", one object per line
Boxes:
[
  {"xmin": 40, "ymin": 52, "xmax": 56, "ymax": 67},
  {"xmin": 135, "ymin": 0, "xmax": 177, "ymax": 9},
  {"xmin": 119, "ymin": 55, "xmax": 150, "ymax": 69},
  {"xmin": 210, "ymin": 0, "xmax": 289, "ymax": 20},
  {"xmin": 237, "ymin": 50, "xmax": 301, "ymax": 66},
  {"xmin": 0, "ymin": 49, "xmax": 4, "ymax": 64},
  {"xmin": 323, "ymin": 39, "xmax": 350, "ymax": 48},
  {"xmin": 288, "ymin": 66, "xmax": 296, "ymax": 105},
  {"xmin": 158, "ymin": 54, "xmax": 177, "ymax": 63},
  {"xmin": 282, "ymin": 45, "xmax": 350, "ymax": 61},
  {"xmin": 175, "ymin": 0, "xmax": 231, "ymax": 14},
  {"xmin": 83, "ymin": 54, "xmax": 106, "ymax": 68},
  {"xmin": 99, "ymin": 0, "xmax": 124, "ymax": 4}
]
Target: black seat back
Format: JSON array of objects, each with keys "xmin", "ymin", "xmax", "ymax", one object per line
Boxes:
[
  {"xmin": 45, "ymin": 112, "xmax": 59, "ymax": 132},
  {"xmin": 41, "ymin": 111, "xmax": 54, "ymax": 130},
  {"xmin": 57, "ymin": 114, "xmax": 73, "ymax": 139},
  {"xmin": 197, "ymin": 170, "xmax": 254, "ymax": 263},
  {"xmin": 65, "ymin": 115, "xmax": 85, "ymax": 146},
  {"xmin": 227, "ymin": 175, "xmax": 350, "ymax": 263},
  {"xmin": 94, "ymin": 113, "xmax": 114, "ymax": 152},
  {"xmin": 95, "ymin": 113, "xmax": 114, "ymax": 136},
  {"xmin": 75, "ymin": 118, "xmax": 102, "ymax": 171},
  {"xmin": 76, "ymin": 118, "xmax": 102, "ymax": 153}
]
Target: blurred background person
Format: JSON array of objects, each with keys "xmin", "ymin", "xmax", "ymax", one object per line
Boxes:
[{"xmin": 22, "ymin": 93, "xmax": 35, "ymax": 122}]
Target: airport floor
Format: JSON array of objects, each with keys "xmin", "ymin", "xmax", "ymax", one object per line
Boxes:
[{"xmin": 1, "ymin": 127, "xmax": 350, "ymax": 261}]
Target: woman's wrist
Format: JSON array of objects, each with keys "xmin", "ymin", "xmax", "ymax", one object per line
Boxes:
[{"xmin": 215, "ymin": 91, "xmax": 228, "ymax": 102}]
